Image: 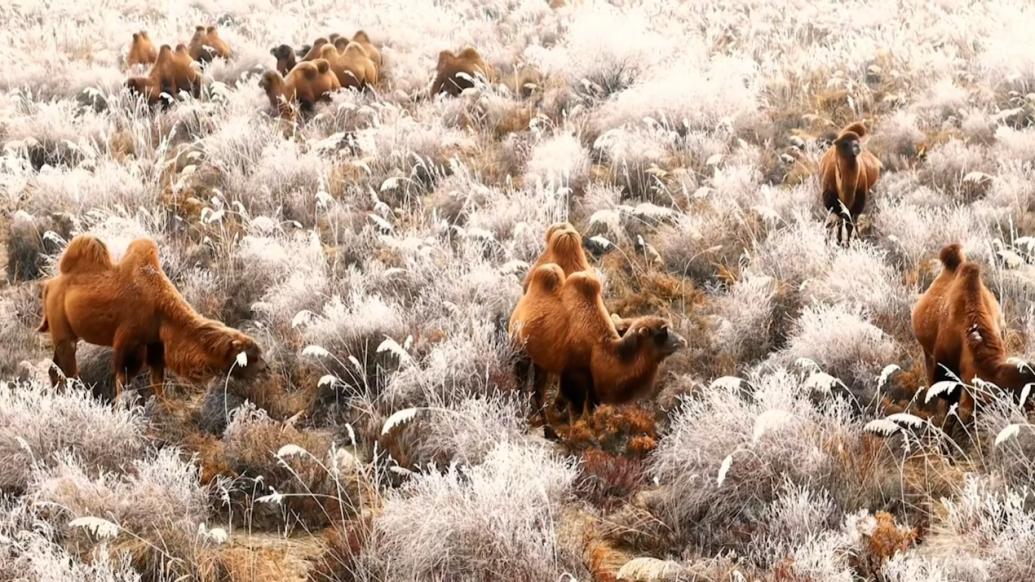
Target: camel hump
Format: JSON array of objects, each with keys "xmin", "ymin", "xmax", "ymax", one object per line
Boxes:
[
  {"xmin": 529, "ymin": 264, "xmax": 565, "ymax": 293},
  {"xmin": 319, "ymin": 44, "xmax": 337, "ymax": 58},
  {"xmin": 958, "ymin": 262, "xmax": 981, "ymax": 282},
  {"xmin": 353, "ymin": 30, "xmax": 370, "ymax": 43},
  {"xmin": 437, "ymin": 50, "xmax": 455, "ymax": 67},
  {"xmin": 545, "ymin": 221, "xmax": 575, "ymax": 242},
  {"xmin": 841, "ymin": 121, "xmax": 867, "ymax": 138},
  {"xmin": 260, "ymin": 70, "xmax": 280, "ymax": 89},
  {"xmin": 313, "ymin": 59, "xmax": 330, "ymax": 75},
  {"xmin": 566, "ymin": 271, "xmax": 601, "ymax": 299},
  {"xmin": 343, "ymin": 42, "xmax": 367, "ymax": 57},
  {"xmin": 459, "ymin": 47, "xmax": 480, "ymax": 59},
  {"xmin": 940, "ymin": 243, "xmax": 964, "ymax": 271},
  {"xmin": 59, "ymin": 235, "xmax": 112, "ymax": 274},
  {"xmin": 123, "ymin": 238, "xmax": 161, "ymax": 268}
]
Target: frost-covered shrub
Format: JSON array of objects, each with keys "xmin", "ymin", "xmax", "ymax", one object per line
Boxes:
[
  {"xmin": 371, "ymin": 442, "xmax": 579, "ymax": 580},
  {"xmin": 0, "ymin": 382, "xmax": 146, "ymax": 490},
  {"xmin": 746, "ymin": 215, "xmax": 832, "ymax": 292},
  {"xmin": 749, "ymin": 482, "xmax": 839, "ymax": 564},
  {"xmin": 530, "ymin": 4, "xmax": 668, "ymax": 97},
  {"xmin": 917, "ymin": 78, "xmax": 969, "ymax": 122},
  {"xmin": 240, "ymin": 230, "xmax": 330, "ymax": 331},
  {"xmin": 919, "ymin": 476, "xmax": 1035, "ymax": 581},
  {"xmin": 0, "ymin": 501, "xmax": 140, "ymax": 582},
  {"xmin": 711, "ymin": 273, "xmax": 778, "ymax": 364},
  {"xmin": 993, "ymin": 126, "xmax": 1035, "ymax": 165},
  {"xmin": 974, "ymin": 393, "xmax": 1035, "ymax": 490},
  {"xmin": 220, "ymin": 405, "xmax": 366, "ymax": 528},
  {"xmin": 651, "ymin": 368, "xmax": 899, "ymax": 554},
  {"xmin": 870, "ymin": 110, "xmax": 924, "ymax": 168},
  {"xmin": 523, "ymin": 132, "xmax": 589, "ymax": 191},
  {"xmin": 767, "ymin": 303, "xmax": 898, "ymax": 398},
  {"xmin": 0, "ymin": 287, "xmax": 45, "ymax": 377},
  {"xmin": 27, "ymin": 448, "xmax": 211, "ymax": 578},
  {"xmin": 802, "ymin": 244, "xmax": 913, "ymax": 334},
  {"xmin": 301, "ymin": 291, "xmax": 409, "ymax": 368},
  {"xmin": 6, "ymin": 210, "xmax": 64, "ymax": 282},
  {"xmin": 592, "ymin": 55, "xmax": 760, "ymax": 134},
  {"xmin": 876, "ymin": 199, "xmax": 992, "ymax": 271},
  {"xmin": 382, "ymin": 320, "xmax": 517, "ymax": 408},
  {"xmin": 921, "ymin": 139, "xmax": 994, "ymax": 198},
  {"xmin": 23, "ymin": 159, "xmax": 155, "ymax": 214},
  {"xmin": 386, "ymin": 395, "xmax": 530, "ymax": 469}
]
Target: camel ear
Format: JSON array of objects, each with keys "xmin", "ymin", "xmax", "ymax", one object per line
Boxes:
[{"xmin": 227, "ymin": 339, "xmax": 246, "ymax": 360}]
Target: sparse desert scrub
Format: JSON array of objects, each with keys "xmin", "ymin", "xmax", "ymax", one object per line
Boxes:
[
  {"xmin": 218, "ymin": 405, "xmax": 370, "ymax": 530},
  {"xmin": 0, "ymin": 286, "xmax": 45, "ymax": 377},
  {"xmin": 2, "ymin": 0, "xmax": 1035, "ymax": 578},
  {"xmin": 25, "ymin": 448, "xmax": 213, "ymax": 579},
  {"xmin": 649, "ymin": 369, "xmax": 904, "ymax": 559},
  {"xmin": 766, "ymin": 303, "xmax": 899, "ymax": 400},
  {"xmin": 0, "ymin": 382, "xmax": 146, "ymax": 491},
  {"xmin": 366, "ymin": 441, "xmax": 581, "ymax": 580}
]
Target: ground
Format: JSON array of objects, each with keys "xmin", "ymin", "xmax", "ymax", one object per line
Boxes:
[{"xmin": 2, "ymin": 0, "xmax": 1035, "ymax": 580}]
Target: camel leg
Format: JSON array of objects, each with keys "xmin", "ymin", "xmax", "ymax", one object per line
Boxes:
[
  {"xmin": 50, "ymin": 341, "xmax": 78, "ymax": 388},
  {"xmin": 957, "ymin": 391, "xmax": 976, "ymax": 425},
  {"xmin": 111, "ymin": 336, "xmax": 141, "ymax": 401},
  {"xmin": 844, "ymin": 217, "xmax": 854, "ymax": 248},
  {"xmin": 560, "ymin": 369, "xmax": 593, "ymax": 424},
  {"xmin": 146, "ymin": 342, "xmax": 166, "ymax": 401}
]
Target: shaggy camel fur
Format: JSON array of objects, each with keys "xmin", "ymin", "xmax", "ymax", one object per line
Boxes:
[
  {"xmin": 510, "ymin": 265, "xmax": 685, "ymax": 418},
  {"xmin": 38, "ymin": 235, "xmax": 265, "ymax": 399},
  {"xmin": 818, "ymin": 121, "xmax": 881, "ymax": 246},
  {"xmin": 912, "ymin": 243, "xmax": 1035, "ymax": 422}
]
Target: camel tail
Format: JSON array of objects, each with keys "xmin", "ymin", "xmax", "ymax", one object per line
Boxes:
[
  {"xmin": 37, "ymin": 281, "xmax": 49, "ymax": 333},
  {"xmin": 939, "ymin": 243, "xmax": 964, "ymax": 272},
  {"xmin": 841, "ymin": 121, "xmax": 868, "ymax": 138}
]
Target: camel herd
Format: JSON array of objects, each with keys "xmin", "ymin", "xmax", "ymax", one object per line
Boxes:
[
  {"xmin": 36, "ymin": 224, "xmax": 1031, "ymax": 433},
  {"xmin": 120, "ymin": 25, "xmax": 494, "ymax": 119},
  {"xmin": 28, "ymin": 27, "xmax": 1030, "ymax": 433}
]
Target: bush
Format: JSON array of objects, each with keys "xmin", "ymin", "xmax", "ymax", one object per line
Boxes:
[
  {"xmin": 650, "ymin": 368, "xmax": 900, "ymax": 556},
  {"xmin": 0, "ymin": 382, "xmax": 146, "ymax": 490},
  {"xmin": 27, "ymin": 448, "xmax": 212, "ymax": 579},
  {"xmin": 370, "ymin": 442, "xmax": 580, "ymax": 580},
  {"xmin": 767, "ymin": 303, "xmax": 899, "ymax": 399},
  {"xmin": 218, "ymin": 405, "xmax": 370, "ymax": 529}
]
